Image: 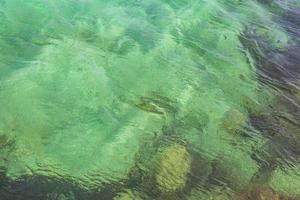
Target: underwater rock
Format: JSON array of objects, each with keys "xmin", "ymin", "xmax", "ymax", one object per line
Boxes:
[
  {"xmin": 240, "ymin": 26, "xmax": 300, "ymax": 94},
  {"xmin": 0, "ymin": 134, "xmax": 16, "ymax": 170},
  {"xmin": 155, "ymin": 144, "xmax": 191, "ymax": 193},
  {"xmin": 234, "ymin": 186, "xmax": 293, "ymax": 200},
  {"xmin": 189, "ymin": 152, "xmax": 213, "ymax": 186},
  {"xmin": 134, "ymin": 93, "xmax": 177, "ymax": 115},
  {"xmin": 135, "ymin": 100, "xmax": 164, "ymax": 115},
  {"xmin": 206, "ymin": 153, "xmax": 258, "ymax": 191},
  {"xmin": 0, "ymin": 134, "xmax": 15, "ymax": 151},
  {"xmin": 188, "ymin": 186, "xmax": 232, "ymax": 200},
  {"xmin": 114, "ymin": 190, "xmax": 144, "ymax": 200},
  {"xmin": 222, "ymin": 108, "xmax": 247, "ymax": 134},
  {"xmin": 250, "ymin": 94, "xmax": 300, "ymax": 185}
]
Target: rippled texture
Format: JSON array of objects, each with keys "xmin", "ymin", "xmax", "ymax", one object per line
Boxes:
[{"xmin": 0, "ymin": 0, "xmax": 299, "ymax": 199}]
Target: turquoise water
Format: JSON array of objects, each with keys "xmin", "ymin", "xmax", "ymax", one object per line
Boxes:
[{"xmin": 0, "ymin": 0, "xmax": 299, "ymax": 199}]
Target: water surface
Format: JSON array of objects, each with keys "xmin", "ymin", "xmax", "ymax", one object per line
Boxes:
[{"xmin": 0, "ymin": 0, "xmax": 299, "ymax": 199}]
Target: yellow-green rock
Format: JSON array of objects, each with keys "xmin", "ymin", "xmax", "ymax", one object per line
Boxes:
[{"xmin": 155, "ymin": 144, "xmax": 192, "ymax": 193}]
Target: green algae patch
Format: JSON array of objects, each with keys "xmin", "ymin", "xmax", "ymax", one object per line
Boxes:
[
  {"xmin": 270, "ymin": 165, "xmax": 300, "ymax": 199},
  {"xmin": 222, "ymin": 108, "xmax": 247, "ymax": 134}
]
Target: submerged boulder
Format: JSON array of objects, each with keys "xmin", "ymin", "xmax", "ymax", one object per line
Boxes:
[
  {"xmin": 222, "ymin": 108, "xmax": 247, "ymax": 134},
  {"xmin": 114, "ymin": 190, "xmax": 144, "ymax": 200},
  {"xmin": 234, "ymin": 186, "xmax": 292, "ymax": 200},
  {"xmin": 155, "ymin": 144, "xmax": 192, "ymax": 193}
]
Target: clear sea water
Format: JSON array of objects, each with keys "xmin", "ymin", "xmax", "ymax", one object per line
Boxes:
[{"xmin": 0, "ymin": 0, "xmax": 299, "ymax": 199}]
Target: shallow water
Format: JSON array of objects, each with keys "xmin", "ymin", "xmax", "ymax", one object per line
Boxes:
[{"xmin": 0, "ymin": 0, "xmax": 299, "ymax": 199}]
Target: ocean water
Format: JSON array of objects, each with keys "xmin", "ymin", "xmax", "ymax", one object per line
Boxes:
[{"xmin": 0, "ymin": 0, "xmax": 299, "ymax": 199}]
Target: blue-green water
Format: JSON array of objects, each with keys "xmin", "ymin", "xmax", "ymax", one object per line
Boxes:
[{"xmin": 0, "ymin": 0, "xmax": 299, "ymax": 199}]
